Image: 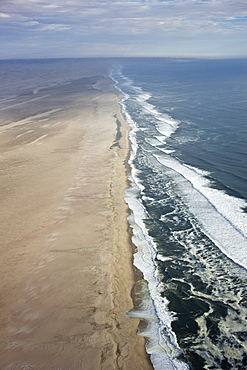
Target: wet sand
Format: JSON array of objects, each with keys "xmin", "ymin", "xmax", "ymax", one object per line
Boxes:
[{"xmin": 0, "ymin": 68, "xmax": 152, "ymax": 369}]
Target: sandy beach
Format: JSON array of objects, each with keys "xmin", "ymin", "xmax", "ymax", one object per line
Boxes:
[{"xmin": 0, "ymin": 64, "xmax": 152, "ymax": 369}]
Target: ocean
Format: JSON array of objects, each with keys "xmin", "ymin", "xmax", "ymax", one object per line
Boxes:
[{"xmin": 111, "ymin": 58, "xmax": 247, "ymax": 370}]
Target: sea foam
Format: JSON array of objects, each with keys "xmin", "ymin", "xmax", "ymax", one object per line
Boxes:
[{"xmin": 154, "ymin": 154, "xmax": 247, "ymax": 269}]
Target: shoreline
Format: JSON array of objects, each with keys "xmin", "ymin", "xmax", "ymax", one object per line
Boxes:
[
  {"xmin": 0, "ymin": 69, "xmax": 152, "ymax": 369},
  {"xmin": 109, "ymin": 89, "xmax": 153, "ymax": 369}
]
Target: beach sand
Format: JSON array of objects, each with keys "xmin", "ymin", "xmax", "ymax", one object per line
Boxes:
[{"xmin": 0, "ymin": 66, "xmax": 152, "ymax": 369}]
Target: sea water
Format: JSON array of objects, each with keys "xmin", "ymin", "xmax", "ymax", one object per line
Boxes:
[{"xmin": 111, "ymin": 58, "xmax": 247, "ymax": 370}]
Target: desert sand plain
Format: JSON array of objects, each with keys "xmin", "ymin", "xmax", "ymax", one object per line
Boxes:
[{"xmin": 0, "ymin": 66, "xmax": 152, "ymax": 369}]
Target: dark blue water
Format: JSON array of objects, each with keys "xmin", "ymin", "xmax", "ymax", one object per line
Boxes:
[{"xmin": 111, "ymin": 58, "xmax": 247, "ymax": 370}]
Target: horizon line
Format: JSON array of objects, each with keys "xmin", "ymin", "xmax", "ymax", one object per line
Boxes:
[{"xmin": 1, "ymin": 54, "xmax": 247, "ymax": 61}]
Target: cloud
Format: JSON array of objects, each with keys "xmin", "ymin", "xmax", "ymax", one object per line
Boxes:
[
  {"xmin": 0, "ymin": 13, "xmax": 10, "ymax": 18},
  {"xmin": 0, "ymin": 0, "xmax": 246, "ymax": 57}
]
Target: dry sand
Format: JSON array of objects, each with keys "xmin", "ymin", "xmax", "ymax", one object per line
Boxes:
[{"xmin": 0, "ymin": 69, "xmax": 153, "ymax": 369}]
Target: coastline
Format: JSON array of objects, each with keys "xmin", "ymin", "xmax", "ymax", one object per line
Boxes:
[{"xmin": 0, "ymin": 68, "xmax": 152, "ymax": 369}]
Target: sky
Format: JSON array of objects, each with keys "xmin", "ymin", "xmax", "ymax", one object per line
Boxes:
[{"xmin": 0, "ymin": 0, "xmax": 246, "ymax": 59}]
